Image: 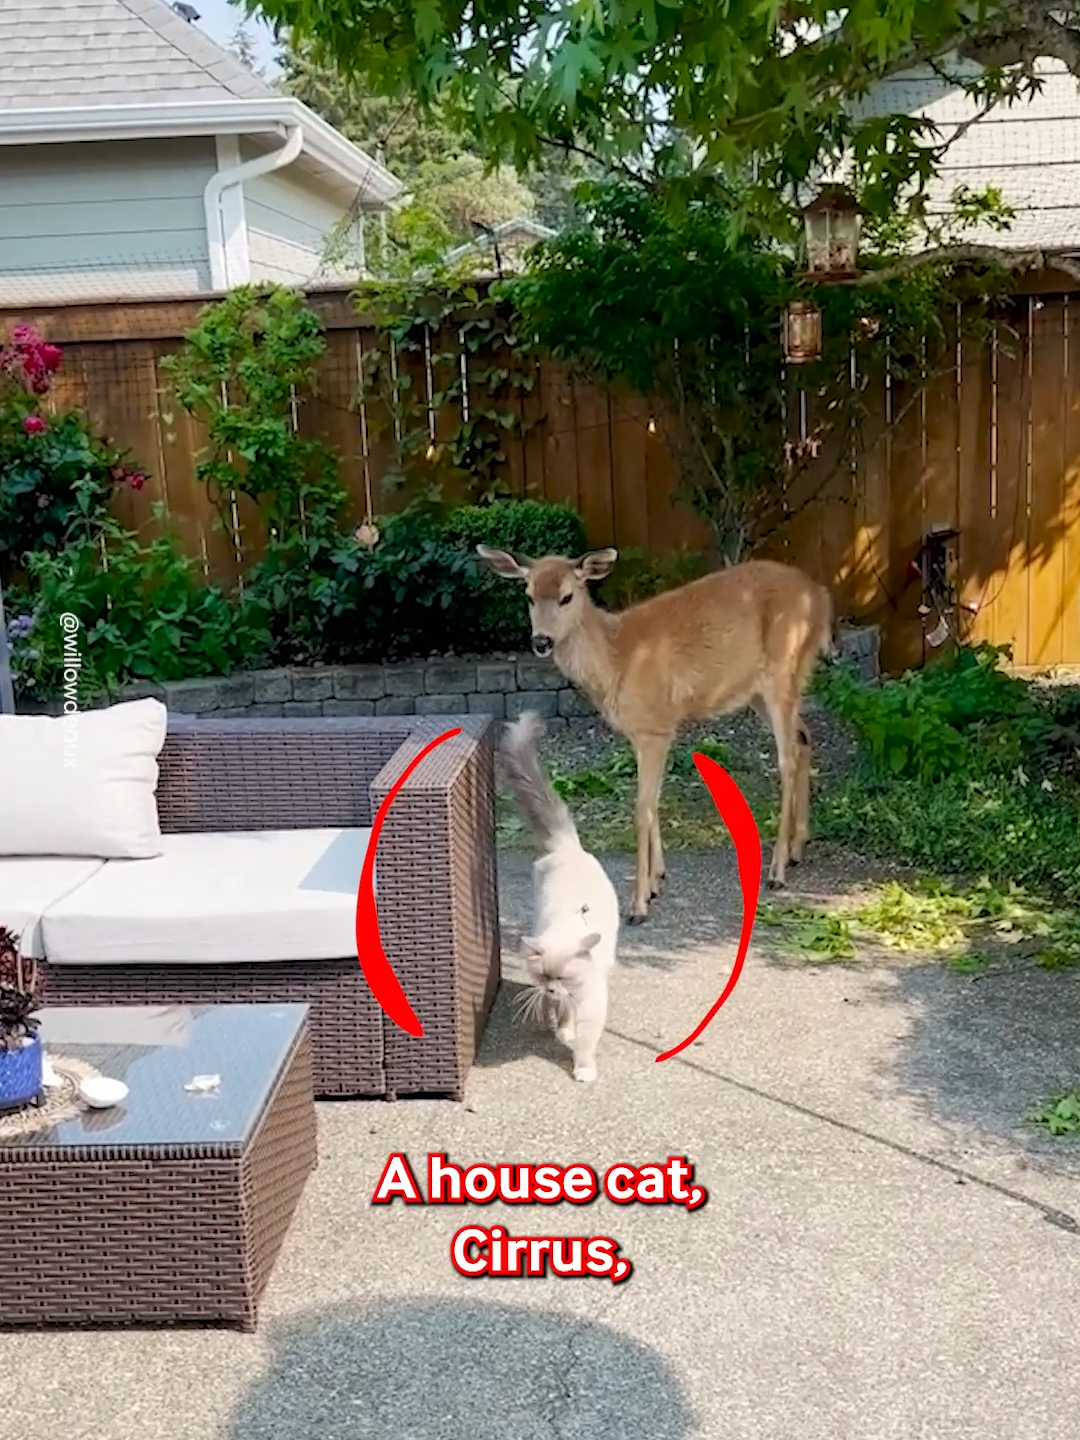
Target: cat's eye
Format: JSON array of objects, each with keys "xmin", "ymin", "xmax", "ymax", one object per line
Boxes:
[{"xmin": 559, "ymin": 593, "xmax": 572, "ymax": 606}]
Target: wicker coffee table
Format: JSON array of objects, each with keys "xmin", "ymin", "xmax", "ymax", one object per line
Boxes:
[{"xmin": 0, "ymin": 1003, "xmax": 317, "ymax": 1332}]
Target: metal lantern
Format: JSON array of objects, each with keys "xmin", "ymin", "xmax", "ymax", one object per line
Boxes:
[
  {"xmin": 782, "ymin": 299, "xmax": 823, "ymax": 365},
  {"xmin": 801, "ymin": 185, "xmax": 865, "ymax": 279}
]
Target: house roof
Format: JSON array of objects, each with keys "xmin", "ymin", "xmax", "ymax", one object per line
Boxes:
[
  {"xmin": 855, "ymin": 57, "xmax": 1080, "ymax": 250},
  {"xmin": 0, "ymin": 0, "xmax": 402, "ymax": 205},
  {"xmin": 0, "ymin": 0, "xmax": 276, "ymax": 108},
  {"xmin": 443, "ymin": 216, "xmax": 557, "ymax": 265}
]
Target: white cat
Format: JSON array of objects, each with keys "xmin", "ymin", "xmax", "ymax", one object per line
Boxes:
[{"xmin": 501, "ymin": 712, "xmax": 621, "ymax": 1083}]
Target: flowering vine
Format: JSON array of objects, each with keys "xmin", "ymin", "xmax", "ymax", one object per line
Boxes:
[{"xmin": 0, "ymin": 322, "xmax": 149, "ymax": 582}]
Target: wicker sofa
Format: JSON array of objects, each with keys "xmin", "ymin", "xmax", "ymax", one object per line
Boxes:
[{"xmin": 27, "ymin": 714, "xmax": 501, "ymax": 1102}]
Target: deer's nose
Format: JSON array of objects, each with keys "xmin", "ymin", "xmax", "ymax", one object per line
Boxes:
[{"xmin": 532, "ymin": 635, "xmax": 554, "ymax": 658}]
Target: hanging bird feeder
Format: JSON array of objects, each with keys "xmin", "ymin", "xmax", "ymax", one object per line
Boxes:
[{"xmin": 800, "ymin": 185, "xmax": 866, "ymax": 279}]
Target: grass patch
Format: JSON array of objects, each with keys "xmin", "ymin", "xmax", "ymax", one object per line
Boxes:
[
  {"xmin": 816, "ymin": 770, "xmax": 1080, "ymax": 914},
  {"xmin": 1028, "ymin": 1089, "xmax": 1080, "ymax": 1138},
  {"xmin": 497, "ymin": 732, "xmax": 777, "ymax": 854}
]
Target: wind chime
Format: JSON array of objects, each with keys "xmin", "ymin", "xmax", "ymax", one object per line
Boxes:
[{"xmin": 905, "ymin": 525, "xmax": 971, "ymax": 650}]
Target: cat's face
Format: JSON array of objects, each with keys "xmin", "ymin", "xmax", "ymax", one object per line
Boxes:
[{"xmin": 522, "ymin": 930, "xmax": 602, "ymax": 1005}]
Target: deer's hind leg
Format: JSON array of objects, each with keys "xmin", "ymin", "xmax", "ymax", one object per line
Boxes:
[
  {"xmin": 787, "ymin": 616, "xmax": 829, "ymax": 865},
  {"xmin": 757, "ymin": 691, "xmax": 802, "ymax": 890},
  {"xmin": 791, "ymin": 719, "xmax": 813, "ymax": 864}
]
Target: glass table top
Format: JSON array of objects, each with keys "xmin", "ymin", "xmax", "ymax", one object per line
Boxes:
[{"xmin": 0, "ymin": 1003, "xmax": 308, "ymax": 1153}]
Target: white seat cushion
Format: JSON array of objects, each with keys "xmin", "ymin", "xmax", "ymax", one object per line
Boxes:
[
  {"xmin": 0, "ymin": 857, "xmax": 106, "ymax": 958},
  {"xmin": 0, "ymin": 697, "xmax": 167, "ymax": 859},
  {"xmin": 41, "ymin": 828, "xmax": 373, "ymax": 965}
]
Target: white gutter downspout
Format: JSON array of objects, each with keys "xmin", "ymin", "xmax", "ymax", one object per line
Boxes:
[{"xmin": 203, "ymin": 124, "xmax": 304, "ymax": 291}]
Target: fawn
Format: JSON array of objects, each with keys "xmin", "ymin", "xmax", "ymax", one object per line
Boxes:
[{"xmin": 477, "ymin": 545, "xmax": 833, "ymax": 922}]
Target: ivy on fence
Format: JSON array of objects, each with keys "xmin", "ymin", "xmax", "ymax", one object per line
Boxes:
[{"xmin": 354, "ymin": 279, "xmax": 541, "ymax": 504}]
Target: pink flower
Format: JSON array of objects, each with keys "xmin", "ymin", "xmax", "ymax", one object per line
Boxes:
[
  {"xmin": 22, "ymin": 414, "xmax": 47, "ymax": 435},
  {"xmin": 127, "ymin": 471, "xmax": 147, "ymax": 492},
  {"xmin": 10, "ymin": 324, "xmax": 34, "ymax": 345},
  {"xmin": 40, "ymin": 344, "xmax": 63, "ymax": 372}
]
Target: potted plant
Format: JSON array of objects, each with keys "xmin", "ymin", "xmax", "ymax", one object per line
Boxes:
[{"xmin": 0, "ymin": 926, "xmax": 43, "ymax": 1112}]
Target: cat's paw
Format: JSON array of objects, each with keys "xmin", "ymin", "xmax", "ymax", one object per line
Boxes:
[
  {"xmin": 572, "ymin": 1065, "xmax": 597, "ymax": 1084},
  {"xmin": 556, "ymin": 1024, "xmax": 576, "ymax": 1047}
]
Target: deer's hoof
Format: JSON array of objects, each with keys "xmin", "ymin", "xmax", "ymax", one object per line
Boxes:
[
  {"xmin": 766, "ymin": 876, "xmax": 787, "ymax": 892},
  {"xmin": 626, "ymin": 910, "xmax": 649, "ymax": 926}
]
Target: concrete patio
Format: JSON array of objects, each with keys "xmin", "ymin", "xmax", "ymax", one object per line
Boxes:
[{"xmin": 3, "ymin": 845, "xmax": 1080, "ymax": 1440}]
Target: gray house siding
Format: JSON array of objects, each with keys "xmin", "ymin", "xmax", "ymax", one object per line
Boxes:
[
  {"xmin": 0, "ymin": 137, "xmax": 215, "ymax": 305},
  {"xmin": 242, "ymin": 146, "xmax": 365, "ymax": 286}
]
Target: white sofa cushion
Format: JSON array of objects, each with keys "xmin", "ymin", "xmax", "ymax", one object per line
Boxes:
[
  {"xmin": 0, "ymin": 857, "xmax": 106, "ymax": 958},
  {"xmin": 0, "ymin": 698, "xmax": 167, "ymax": 859},
  {"xmin": 41, "ymin": 827, "xmax": 373, "ymax": 965}
]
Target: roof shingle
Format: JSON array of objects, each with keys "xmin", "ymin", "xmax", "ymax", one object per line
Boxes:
[{"xmin": 0, "ymin": 0, "xmax": 278, "ymax": 109}]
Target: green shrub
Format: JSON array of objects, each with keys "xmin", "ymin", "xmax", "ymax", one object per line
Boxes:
[
  {"xmin": 443, "ymin": 498, "xmax": 588, "ymax": 650},
  {"xmin": 338, "ymin": 497, "xmax": 588, "ymax": 660},
  {"xmin": 346, "ymin": 503, "xmax": 477, "ymax": 661},
  {"xmin": 815, "ymin": 641, "xmax": 1080, "ymax": 908},
  {"xmin": 10, "ymin": 486, "xmax": 269, "ymax": 703},
  {"xmin": 595, "ymin": 548, "xmax": 709, "ymax": 611},
  {"xmin": 814, "ymin": 642, "xmax": 1063, "ymax": 781}
]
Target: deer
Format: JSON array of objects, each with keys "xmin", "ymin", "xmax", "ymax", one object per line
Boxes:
[{"xmin": 476, "ymin": 545, "xmax": 834, "ymax": 924}]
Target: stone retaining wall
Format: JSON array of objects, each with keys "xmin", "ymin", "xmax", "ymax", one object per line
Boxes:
[{"xmin": 24, "ymin": 627, "xmax": 880, "ymax": 722}]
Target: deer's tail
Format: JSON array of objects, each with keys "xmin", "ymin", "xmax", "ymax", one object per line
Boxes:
[{"xmin": 501, "ymin": 712, "xmax": 579, "ymax": 853}]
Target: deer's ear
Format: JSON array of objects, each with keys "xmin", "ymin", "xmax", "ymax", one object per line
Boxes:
[
  {"xmin": 575, "ymin": 548, "xmax": 618, "ymax": 582},
  {"xmin": 476, "ymin": 545, "xmax": 531, "ymax": 580}
]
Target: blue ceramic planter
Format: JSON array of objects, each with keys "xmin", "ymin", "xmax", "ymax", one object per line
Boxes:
[{"xmin": 0, "ymin": 1032, "xmax": 43, "ymax": 1112}]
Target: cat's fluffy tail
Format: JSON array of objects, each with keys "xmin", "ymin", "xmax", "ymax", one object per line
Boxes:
[{"xmin": 501, "ymin": 711, "xmax": 580, "ymax": 852}]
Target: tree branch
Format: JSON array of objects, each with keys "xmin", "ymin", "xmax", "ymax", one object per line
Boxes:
[
  {"xmin": 853, "ymin": 245, "xmax": 1080, "ymax": 287},
  {"xmin": 958, "ymin": 1, "xmax": 1080, "ymax": 76}
]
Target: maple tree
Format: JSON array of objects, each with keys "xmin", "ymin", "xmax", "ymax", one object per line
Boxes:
[{"xmin": 242, "ymin": 1, "xmax": 1080, "ymax": 246}]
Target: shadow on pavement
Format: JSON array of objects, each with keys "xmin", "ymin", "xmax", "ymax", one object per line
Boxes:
[
  {"xmin": 496, "ymin": 849, "xmax": 745, "ymax": 977},
  {"xmin": 228, "ymin": 1298, "xmax": 695, "ymax": 1440},
  {"xmin": 883, "ymin": 961, "xmax": 1080, "ymax": 1176},
  {"xmin": 473, "ymin": 978, "xmax": 576, "ymax": 1080}
]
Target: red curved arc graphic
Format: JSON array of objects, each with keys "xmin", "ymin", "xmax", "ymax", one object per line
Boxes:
[
  {"xmin": 355, "ymin": 726, "xmax": 463, "ymax": 1038},
  {"xmin": 655, "ymin": 753, "xmax": 762, "ymax": 1063}
]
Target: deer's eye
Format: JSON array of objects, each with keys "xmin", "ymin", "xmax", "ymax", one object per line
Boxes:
[{"xmin": 559, "ymin": 593, "xmax": 572, "ymax": 606}]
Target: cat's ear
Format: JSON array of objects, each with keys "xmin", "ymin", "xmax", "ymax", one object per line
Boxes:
[
  {"xmin": 521, "ymin": 935, "xmax": 544, "ymax": 958},
  {"xmin": 578, "ymin": 932, "xmax": 603, "ymax": 954}
]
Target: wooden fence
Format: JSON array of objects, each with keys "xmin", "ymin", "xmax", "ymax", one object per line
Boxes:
[{"xmin": 4, "ymin": 281, "xmax": 1080, "ymax": 675}]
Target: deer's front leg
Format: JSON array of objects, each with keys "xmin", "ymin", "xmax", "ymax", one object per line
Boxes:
[{"xmin": 629, "ymin": 735, "xmax": 672, "ymax": 924}]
